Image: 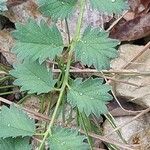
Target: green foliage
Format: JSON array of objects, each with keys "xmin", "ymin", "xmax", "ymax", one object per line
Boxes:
[
  {"xmin": 12, "ymin": 19, "xmax": 64, "ymax": 64},
  {"xmin": 0, "ymin": 105, "xmax": 36, "ymax": 138},
  {"xmin": 10, "ymin": 60, "xmax": 56, "ymax": 94},
  {"xmin": 0, "ymin": 137, "xmax": 31, "ymax": 150},
  {"xmin": 67, "ymin": 78, "xmax": 112, "ymax": 116},
  {"xmin": 75, "ymin": 27, "xmax": 119, "ymax": 70},
  {"xmin": 89, "ymin": 0, "xmax": 128, "ymax": 14},
  {"xmin": 48, "ymin": 126, "xmax": 89, "ymax": 150},
  {"xmin": 0, "ymin": 0, "xmax": 7, "ymax": 11},
  {"xmin": 38, "ymin": 0, "xmax": 78, "ymax": 20},
  {"xmin": 7, "ymin": 0, "xmax": 128, "ymax": 149}
]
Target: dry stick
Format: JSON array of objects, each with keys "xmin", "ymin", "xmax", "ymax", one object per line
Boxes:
[
  {"xmin": 104, "ymin": 107, "xmax": 150, "ymax": 138},
  {"xmin": 0, "ymin": 71, "xmax": 7, "ymax": 75},
  {"xmin": 53, "ymin": 68, "xmax": 142, "ymax": 87},
  {"xmin": 106, "ymin": 10, "xmax": 128, "ymax": 32},
  {"xmin": 53, "ymin": 68, "xmax": 150, "ymax": 76},
  {"xmin": 96, "ymin": 75, "xmax": 139, "ymax": 87},
  {"xmin": 79, "ymin": 130, "xmax": 138, "ymax": 150},
  {"xmin": 0, "ymin": 97, "xmax": 139, "ymax": 150}
]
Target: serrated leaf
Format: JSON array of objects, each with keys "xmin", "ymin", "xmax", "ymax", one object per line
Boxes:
[
  {"xmin": 0, "ymin": 0, "xmax": 7, "ymax": 11},
  {"xmin": 67, "ymin": 78, "xmax": 112, "ymax": 116},
  {"xmin": 89, "ymin": 0, "xmax": 128, "ymax": 14},
  {"xmin": 48, "ymin": 126, "xmax": 89, "ymax": 150},
  {"xmin": 0, "ymin": 105, "xmax": 36, "ymax": 138},
  {"xmin": 10, "ymin": 61, "xmax": 56, "ymax": 94},
  {"xmin": 38, "ymin": 0, "xmax": 78, "ymax": 20},
  {"xmin": 12, "ymin": 19, "xmax": 64, "ymax": 63},
  {"xmin": 0, "ymin": 137, "xmax": 31, "ymax": 150},
  {"xmin": 75, "ymin": 27, "xmax": 119, "ymax": 70}
]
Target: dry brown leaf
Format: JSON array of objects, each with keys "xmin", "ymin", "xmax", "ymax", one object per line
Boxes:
[
  {"xmin": 128, "ymin": 0, "xmax": 150, "ymax": 14},
  {"xmin": 103, "ymin": 114, "xmax": 150, "ymax": 150},
  {"xmin": 7, "ymin": 0, "xmax": 27, "ymax": 7},
  {"xmin": 0, "ymin": 30, "xmax": 16, "ymax": 65},
  {"xmin": 5, "ymin": 0, "xmax": 43, "ymax": 23},
  {"xmin": 111, "ymin": 44, "xmax": 150, "ymax": 108},
  {"xmin": 110, "ymin": 13, "xmax": 150, "ymax": 41}
]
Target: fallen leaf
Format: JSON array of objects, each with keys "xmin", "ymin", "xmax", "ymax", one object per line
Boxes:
[
  {"xmin": 103, "ymin": 114, "xmax": 150, "ymax": 149},
  {"xmin": 0, "ymin": 30, "xmax": 16, "ymax": 65},
  {"xmin": 110, "ymin": 13, "xmax": 150, "ymax": 41},
  {"xmin": 111, "ymin": 44, "xmax": 150, "ymax": 107},
  {"xmin": 128, "ymin": 0, "xmax": 150, "ymax": 14}
]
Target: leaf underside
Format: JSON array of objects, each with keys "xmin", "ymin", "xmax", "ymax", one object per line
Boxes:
[
  {"xmin": 48, "ymin": 126, "xmax": 89, "ymax": 150},
  {"xmin": 38, "ymin": 0, "xmax": 78, "ymax": 20},
  {"xmin": 89, "ymin": 0, "xmax": 128, "ymax": 14},
  {"xmin": 0, "ymin": 105, "xmax": 35, "ymax": 138},
  {"xmin": 0, "ymin": 0, "xmax": 7, "ymax": 11},
  {"xmin": 12, "ymin": 19, "xmax": 64, "ymax": 64},
  {"xmin": 67, "ymin": 78, "xmax": 112, "ymax": 116},
  {"xmin": 75, "ymin": 27, "xmax": 119, "ymax": 70},
  {"xmin": 0, "ymin": 137, "xmax": 31, "ymax": 150},
  {"xmin": 10, "ymin": 61, "xmax": 56, "ymax": 94}
]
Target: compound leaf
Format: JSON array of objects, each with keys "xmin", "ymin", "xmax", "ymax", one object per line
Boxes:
[
  {"xmin": 48, "ymin": 126, "xmax": 89, "ymax": 150},
  {"xmin": 89, "ymin": 0, "xmax": 128, "ymax": 14},
  {"xmin": 38, "ymin": 0, "xmax": 78, "ymax": 20},
  {"xmin": 75, "ymin": 27, "xmax": 119, "ymax": 70},
  {"xmin": 12, "ymin": 19, "xmax": 64, "ymax": 64},
  {"xmin": 0, "ymin": 137, "xmax": 31, "ymax": 150},
  {"xmin": 10, "ymin": 61, "xmax": 56, "ymax": 94},
  {"xmin": 0, "ymin": 105, "xmax": 36, "ymax": 138},
  {"xmin": 67, "ymin": 78, "xmax": 112, "ymax": 116}
]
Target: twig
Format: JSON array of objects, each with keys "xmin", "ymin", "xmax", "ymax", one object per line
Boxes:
[
  {"xmin": 95, "ymin": 74, "xmax": 139, "ymax": 87},
  {"xmin": 0, "ymin": 71, "xmax": 7, "ymax": 75},
  {"xmin": 52, "ymin": 68, "xmax": 150, "ymax": 76},
  {"xmin": 79, "ymin": 130, "xmax": 138, "ymax": 150},
  {"xmin": 106, "ymin": 10, "xmax": 128, "ymax": 32}
]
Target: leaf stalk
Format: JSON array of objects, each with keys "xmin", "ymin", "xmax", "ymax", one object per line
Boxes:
[{"xmin": 39, "ymin": 0, "xmax": 86, "ymax": 149}]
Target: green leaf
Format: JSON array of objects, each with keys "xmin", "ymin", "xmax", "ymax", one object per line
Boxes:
[
  {"xmin": 75, "ymin": 27, "xmax": 119, "ymax": 70},
  {"xmin": 0, "ymin": 137, "xmax": 31, "ymax": 150},
  {"xmin": 10, "ymin": 61, "xmax": 56, "ymax": 94},
  {"xmin": 0, "ymin": 105, "xmax": 36, "ymax": 138},
  {"xmin": 48, "ymin": 126, "xmax": 89, "ymax": 150},
  {"xmin": 0, "ymin": 0, "xmax": 7, "ymax": 11},
  {"xmin": 12, "ymin": 19, "xmax": 64, "ymax": 63},
  {"xmin": 67, "ymin": 78, "xmax": 112, "ymax": 116},
  {"xmin": 89, "ymin": 0, "xmax": 128, "ymax": 14},
  {"xmin": 38, "ymin": 0, "xmax": 78, "ymax": 20}
]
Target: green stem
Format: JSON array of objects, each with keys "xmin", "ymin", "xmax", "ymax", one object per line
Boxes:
[
  {"xmin": 80, "ymin": 113, "xmax": 93, "ymax": 150},
  {"xmin": 17, "ymin": 94, "xmax": 31, "ymax": 104},
  {"xmin": 0, "ymin": 76, "xmax": 10, "ymax": 83},
  {"xmin": 105, "ymin": 113, "xmax": 127, "ymax": 144},
  {"xmin": 0, "ymin": 91, "xmax": 18, "ymax": 96},
  {"xmin": 0, "ymin": 85, "xmax": 16, "ymax": 89},
  {"xmin": 38, "ymin": 0, "xmax": 86, "ymax": 149},
  {"xmin": 65, "ymin": 18, "xmax": 71, "ymax": 44}
]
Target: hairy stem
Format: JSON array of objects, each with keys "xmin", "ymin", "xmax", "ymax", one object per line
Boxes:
[{"xmin": 39, "ymin": 0, "xmax": 86, "ymax": 149}]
